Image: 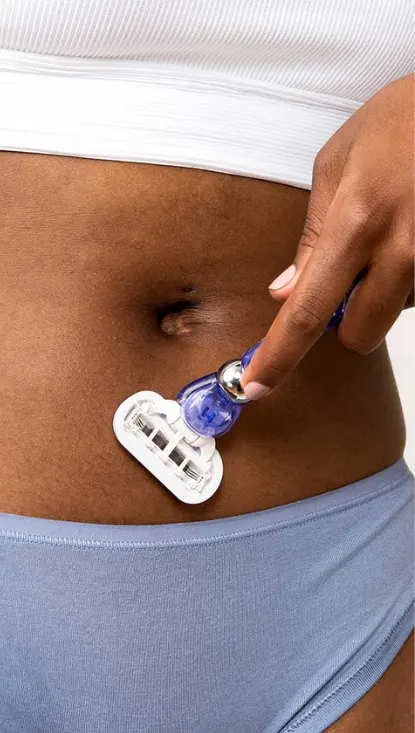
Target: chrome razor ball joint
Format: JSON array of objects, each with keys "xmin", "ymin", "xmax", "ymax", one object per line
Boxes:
[{"xmin": 216, "ymin": 359, "xmax": 251, "ymax": 404}]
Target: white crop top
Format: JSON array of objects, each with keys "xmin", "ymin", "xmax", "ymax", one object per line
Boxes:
[{"xmin": 0, "ymin": 0, "xmax": 413, "ymax": 188}]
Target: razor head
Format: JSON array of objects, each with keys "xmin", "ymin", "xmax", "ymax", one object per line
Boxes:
[{"xmin": 113, "ymin": 391, "xmax": 223, "ymax": 504}]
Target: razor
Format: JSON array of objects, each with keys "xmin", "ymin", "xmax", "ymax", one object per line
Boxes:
[{"xmin": 114, "ymin": 279, "xmax": 359, "ymax": 504}]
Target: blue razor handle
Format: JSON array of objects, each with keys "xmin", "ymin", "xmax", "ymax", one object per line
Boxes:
[{"xmin": 177, "ymin": 278, "xmax": 360, "ymax": 439}]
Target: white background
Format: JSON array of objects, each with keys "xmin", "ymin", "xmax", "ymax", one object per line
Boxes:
[{"xmin": 387, "ymin": 309, "xmax": 414, "ymax": 472}]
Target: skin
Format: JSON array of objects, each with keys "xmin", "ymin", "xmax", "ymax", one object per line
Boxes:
[
  {"xmin": 242, "ymin": 74, "xmax": 414, "ymax": 398},
  {"xmin": 0, "ymin": 76, "xmax": 413, "ymax": 728}
]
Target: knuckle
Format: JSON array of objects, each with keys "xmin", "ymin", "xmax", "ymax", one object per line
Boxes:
[
  {"xmin": 313, "ymin": 142, "xmax": 345, "ymax": 183},
  {"xmin": 266, "ymin": 359, "xmax": 290, "ymax": 382},
  {"xmin": 367, "ymin": 297, "xmax": 387, "ymax": 322},
  {"xmin": 285, "ymin": 294, "xmax": 325, "ymax": 337},
  {"xmin": 337, "ymin": 178, "xmax": 389, "ymax": 237},
  {"xmin": 340, "ymin": 298, "xmax": 386, "ymax": 355},
  {"xmin": 341, "ymin": 194, "xmax": 372, "ymax": 234},
  {"xmin": 258, "ymin": 347, "xmax": 290, "ymax": 381},
  {"xmin": 339, "ymin": 331, "xmax": 373, "ymax": 355},
  {"xmin": 299, "ymin": 218, "xmax": 321, "ymax": 250}
]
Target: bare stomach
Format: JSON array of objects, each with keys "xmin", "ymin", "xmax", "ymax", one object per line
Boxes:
[
  {"xmin": 0, "ymin": 151, "xmax": 412, "ymax": 732},
  {"xmin": 0, "ymin": 151, "xmax": 405, "ymax": 525}
]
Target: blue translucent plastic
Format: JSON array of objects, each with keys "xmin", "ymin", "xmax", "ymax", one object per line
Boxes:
[
  {"xmin": 178, "ymin": 280, "xmax": 359, "ymax": 438},
  {"xmin": 177, "ymin": 374, "xmax": 243, "ymax": 439}
]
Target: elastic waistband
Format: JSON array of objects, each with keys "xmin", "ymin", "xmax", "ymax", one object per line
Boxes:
[{"xmin": 0, "ymin": 459, "xmax": 412, "ymax": 549}]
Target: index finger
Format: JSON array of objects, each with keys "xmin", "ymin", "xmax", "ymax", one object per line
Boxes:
[{"xmin": 241, "ymin": 196, "xmax": 368, "ymax": 398}]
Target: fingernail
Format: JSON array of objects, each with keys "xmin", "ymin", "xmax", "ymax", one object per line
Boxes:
[
  {"xmin": 269, "ymin": 264, "xmax": 296, "ymax": 291},
  {"xmin": 243, "ymin": 381, "xmax": 271, "ymax": 401}
]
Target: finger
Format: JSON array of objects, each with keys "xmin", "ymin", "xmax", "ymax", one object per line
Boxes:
[
  {"xmin": 339, "ymin": 247, "xmax": 414, "ymax": 354},
  {"xmin": 269, "ymin": 147, "xmax": 346, "ymax": 302},
  {"xmin": 405, "ymin": 289, "xmax": 414, "ymax": 308},
  {"xmin": 241, "ymin": 191, "xmax": 370, "ymax": 398}
]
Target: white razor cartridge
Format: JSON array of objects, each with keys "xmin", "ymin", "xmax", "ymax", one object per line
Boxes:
[{"xmin": 113, "ymin": 391, "xmax": 223, "ymax": 504}]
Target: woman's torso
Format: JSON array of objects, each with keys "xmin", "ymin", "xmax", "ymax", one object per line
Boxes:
[
  {"xmin": 0, "ymin": 152, "xmax": 413, "ymax": 733},
  {"xmin": 0, "ymin": 151, "xmax": 405, "ymax": 524},
  {"xmin": 0, "ymin": 2, "xmax": 413, "ymax": 729},
  {"xmin": 0, "ymin": 0, "xmax": 412, "ymax": 523}
]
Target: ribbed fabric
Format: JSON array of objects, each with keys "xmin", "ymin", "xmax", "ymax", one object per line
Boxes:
[
  {"xmin": 0, "ymin": 0, "xmax": 414, "ymax": 187},
  {"xmin": 0, "ymin": 460, "xmax": 414, "ymax": 733}
]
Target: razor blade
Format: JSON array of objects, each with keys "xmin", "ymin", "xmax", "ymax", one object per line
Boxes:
[{"xmin": 113, "ymin": 391, "xmax": 223, "ymax": 504}]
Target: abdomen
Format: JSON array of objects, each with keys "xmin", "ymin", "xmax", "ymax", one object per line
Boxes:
[{"xmin": 0, "ymin": 152, "xmax": 405, "ymax": 523}]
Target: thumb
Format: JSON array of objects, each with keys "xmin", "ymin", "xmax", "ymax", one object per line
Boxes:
[
  {"xmin": 268, "ymin": 147, "xmax": 339, "ymax": 302},
  {"xmin": 268, "ymin": 197, "xmax": 325, "ymax": 302}
]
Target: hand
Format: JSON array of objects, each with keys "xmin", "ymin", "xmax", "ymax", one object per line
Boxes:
[{"xmin": 241, "ymin": 73, "xmax": 414, "ymax": 401}]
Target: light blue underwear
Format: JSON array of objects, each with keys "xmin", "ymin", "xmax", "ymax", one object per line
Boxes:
[{"xmin": 0, "ymin": 459, "xmax": 413, "ymax": 733}]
